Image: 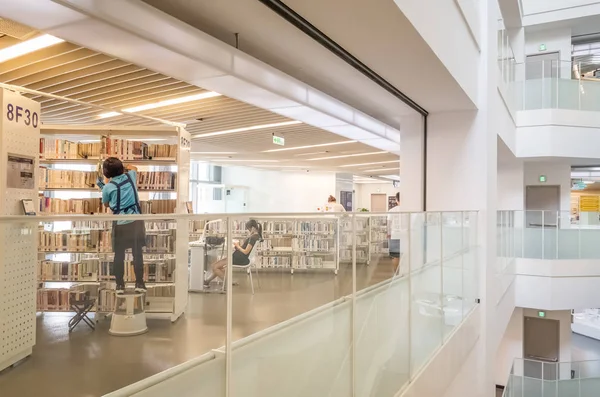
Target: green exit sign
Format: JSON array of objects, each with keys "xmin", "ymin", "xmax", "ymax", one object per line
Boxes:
[
  {"xmin": 539, "ymin": 44, "xmax": 547, "ymax": 51},
  {"xmin": 539, "ymin": 175, "xmax": 547, "ymax": 183},
  {"xmin": 538, "ymin": 311, "xmax": 546, "ymax": 318},
  {"xmin": 273, "ymin": 135, "xmax": 285, "ymax": 146}
]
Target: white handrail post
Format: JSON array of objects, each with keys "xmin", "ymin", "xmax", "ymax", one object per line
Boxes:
[
  {"xmin": 225, "ymin": 216, "xmax": 232, "ymax": 397},
  {"xmin": 542, "ymin": 211, "xmax": 545, "ymax": 260},
  {"xmin": 351, "ymin": 213, "xmax": 356, "ymax": 396}
]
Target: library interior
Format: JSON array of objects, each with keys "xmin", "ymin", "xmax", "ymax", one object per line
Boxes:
[{"xmin": 0, "ymin": 16, "xmax": 415, "ymax": 397}]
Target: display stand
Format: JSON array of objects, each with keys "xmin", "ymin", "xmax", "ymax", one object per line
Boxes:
[
  {"xmin": 0, "ymin": 88, "xmax": 40, "ymax": 371},
  {"xmin": 36, "ymin": 124, "xmax": 190, "ymax": 323}
]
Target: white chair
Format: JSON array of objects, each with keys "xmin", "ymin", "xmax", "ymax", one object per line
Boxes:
[{"xmin": 222, "ymin": 246, "xmax": 260, "ymax": 295}]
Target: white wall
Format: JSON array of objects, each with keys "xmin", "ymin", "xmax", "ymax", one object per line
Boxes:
[
  {"xmin": 355, "ymin": 183, "xmax": 398, "ymax": 211},
  {"xmin": 498, "ymin": 142, "xmax": 524, "ymax": 210},
  {"xmin": 222, "ymin": 166, "xmax": 336, "ymax": 213},
  {"xmin": 495, "ymin": 308, "xmax": 572, "ymax": 386},
  {"xmin": 523, "ymin": 0, "xmax": 600, "ymax": 15},
  {"xmin": 399, "ymin": 113, "xmax": 424, "ymax": 211},
  {"xmin": 524, "ymin": 28, "xmax": 572, "ymax": 79},
  {"xmin": 517, "ymin": 110, "xmax": 600, "ymax": 160},
  {"xmin": 393, "ymin": 0, "xmax": 480, "ymax": 106},
  {"xmin": 523, "ymin": 161, "xmax": 571, "ymax": 213}
]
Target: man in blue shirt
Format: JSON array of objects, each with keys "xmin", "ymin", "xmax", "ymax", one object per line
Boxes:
[{"xmin": 98, "ymin": 157, "xmax": 146, "ymax": 294}]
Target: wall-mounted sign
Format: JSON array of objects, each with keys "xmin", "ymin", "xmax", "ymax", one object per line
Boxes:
[
  {"xmin": 539, "ymin": 175, "xmax": 547, "ymax": 183},
  {"xmin": 272, "ymin": 135, "xmax": 285, "ymax": 146},
  {"xmin": 539, "ymin": 44, "xmax": 547, "ymax": 51},
  {"xmin": 7, "ymin": 154, "xmax": 34, "ymax": 189}
]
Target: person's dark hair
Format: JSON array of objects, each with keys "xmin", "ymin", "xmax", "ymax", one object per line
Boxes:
[
  {"xmin": 328, "ymin": 195, "xmax": 336, "ymax": 203},
  {"xmin": 396, "ymin": 192, "xmax": 400, "ymax": 201},
  {"xmin": 246, "ymin": 219, "xmax": 263, "ymax": 241},
  {"xmin": 103, "ymin": 157, "xmax": 125, "ymax": 178}
]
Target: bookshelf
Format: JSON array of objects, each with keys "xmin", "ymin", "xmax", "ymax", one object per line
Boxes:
[
  {"xmin": 36, "ymin": 125, "xmax": 191, "ymax": 322},
  {"xmin": 338, "ymin": 217, "xmax": 370, "ymax": 265},
  {"xmin": 202, "ymin": 218, "xmax": 340, "ymax": 274},
  {"xmin": 370, "ymin": 216, "xmax": 389, "ymax": 255}
]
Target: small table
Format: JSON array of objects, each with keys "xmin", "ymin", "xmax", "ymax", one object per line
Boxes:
[{"xmin": 68, "ymin": 299, "xmax": 96, "ymax": 332}]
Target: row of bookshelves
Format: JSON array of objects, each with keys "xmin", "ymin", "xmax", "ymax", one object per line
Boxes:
[
  {"xmin": 37, "ymin": 284, "xmax": 175, "ymax": 312},
  {"xmin": 39, "ymin": 137, "xmax": 177, "ymax": 161},
  {"xmin": 38, "ymin": 257, "xmax": 176, "ymax": 283},
  {"xmin": 38, "ymin": 197, "xmax": 177, "ymax": 215},
  {"xmin": 38, "ymin": 228, "xmax": 176, "ymax": 253},
  {"xmin": 38, "ymin": 169, "xmax": 177, "ymax": 191}
]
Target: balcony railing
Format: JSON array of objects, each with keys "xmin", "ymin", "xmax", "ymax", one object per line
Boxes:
[
  {"xmin": 498, "ymin": 59, "xmax": 600, "ymax": 113},
  {"xmin": 504, "ymin": 358, "xmax": 600, "ymax": 397}
]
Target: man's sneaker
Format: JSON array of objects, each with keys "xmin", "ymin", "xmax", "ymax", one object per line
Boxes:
[
  {"xmin": 115, "ymin": 283, "xmax": 126, "ymax": 295},
  {"xmin": 134, "ymin": 282, "xmax": 147, "ymax": 293}
]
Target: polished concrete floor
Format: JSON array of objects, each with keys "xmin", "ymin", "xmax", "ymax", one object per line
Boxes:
[{"xmin": 0, "ymin": 259, "xmax": 395, "ymax": 397}]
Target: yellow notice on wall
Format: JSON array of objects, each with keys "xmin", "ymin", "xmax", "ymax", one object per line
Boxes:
[{"xmin": 580, "ymin": 195, "xmax": 600, "ymax": 212}]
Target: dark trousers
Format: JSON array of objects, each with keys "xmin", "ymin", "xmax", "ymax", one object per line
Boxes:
[{"xmin": 113, "ymin": 221, "xmax": 145, "ymax": 284}]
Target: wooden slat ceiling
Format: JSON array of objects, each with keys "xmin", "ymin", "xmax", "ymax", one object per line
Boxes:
[{"xmin": 0, "ymin": 26, "xmax": 398, "ymax": 171}]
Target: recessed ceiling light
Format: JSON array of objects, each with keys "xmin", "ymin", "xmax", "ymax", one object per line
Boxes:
[
  {"xmin": 381, "ymin": 175, "xmax": 400, "ymax": 181},
  {"xmin": 341, "ymin": 160, "xmax": 400, "ymax": 168},
  {"xmin": 98, "ymin": 92, "xmax": 221, "ymax": 118},
  {"xmin": 78, "ymin": 139, "xmax": 101, "ymax": 143},
  {"xmin": 262, "ymin": 140, "xmax": 356, "ymax": 153},
  {"xmin": 307, "ymin": 151, "xmax": 387, "ymax": 161},
  {"xmin": 361, "ymin": 167, "xmax": 400, "ymax": 173},
  {"xmin": 191, "ymin": 152, "xmax": 238, "ymax": 155},
  {"xmin": 193, "ymin": 121, "xmax": 302, "ymax": 138},
  {"xmin": 251, "ymin": 165, "xmax": 313, "ymax": 168},
  {"xmin": 0, "ymin": 34, "xmax": 65, "ymax": 63}
]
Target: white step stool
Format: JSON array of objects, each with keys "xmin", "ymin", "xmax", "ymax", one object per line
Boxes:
[{"xmin": 109, "ymin": 292, "xmax": 148, "ymax": 336}]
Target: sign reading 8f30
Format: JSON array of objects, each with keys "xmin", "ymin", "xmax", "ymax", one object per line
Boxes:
[{"xmin": 6, "ymin": 103, "xmax": 39, "ymax": 128}]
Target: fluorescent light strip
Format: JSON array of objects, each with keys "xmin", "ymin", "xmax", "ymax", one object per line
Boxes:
[
  {"xmin": 308, "ymin": 151, "xmax": 387, "ymax": 161},
  {"xmin": 193, "ymin": 121, "xmax": 302, "ymax": 138},
  {"xmin": 192, "ymin": 152, "xmax": 238, "ymax": 155},
  {"xmin": 263, "ymin": 140, "xmax": 356, "ymax": 153},
  {"xmin": 98, "ymin": 92, "xmax": 221, "ymax": 118},
  {"xmin": 361, "ymin": 167, "xmax": 400, "ymax": 173},
  {"xmin": 0, "ymin": 34, "xmax": 65, "ymax": 63},
  {"xmin": 211, "ymin": 159, "xmax": 279, "ymax": 163},
  {"xmin": 341, "ymin": 160, "xmax": 400, "ymax": 168}
]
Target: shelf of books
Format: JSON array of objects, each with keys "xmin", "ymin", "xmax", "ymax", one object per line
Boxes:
[
  {"xmin": 338, "ymin": 217, "xmax": 370, "ymax": 265},
  {"xmin": 36, "ymin": 125, "xmax": 191, "ymax": 322},
  {"xmin": 369, "ymin": 216, "xmax": 389, "ymax": 255},
  {"xmin": 204, "ymin": 218, "xmax": 340, "ymax": 274}
]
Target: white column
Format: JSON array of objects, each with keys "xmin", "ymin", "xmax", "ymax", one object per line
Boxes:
[
  {"xmin": 399, "ymin": 113, "xmax": 424, "ymax": 211},
  {"xmin": 0, "ymin": 88, "xmax": 40, "ymax": 371}
]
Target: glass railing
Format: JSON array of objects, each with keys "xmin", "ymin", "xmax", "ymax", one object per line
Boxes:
[
  {"xmin": 503, "ymin": 60, "xmax": 600, "ymax": 113},
  {"xmin": 512, "ymin": 210, "xmax": 600, "ymax": 260},
  {"xmin": 505, "ymin": 358, "xmax": 600, "ymax": 397},
  {"xmin": 26, "ymin": 210, "xmax": 479, "ymax": 397}
]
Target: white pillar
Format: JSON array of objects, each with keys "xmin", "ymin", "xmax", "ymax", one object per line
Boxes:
[
  {"xmin": 399, "ymin": 114, "xmax": 424, "ymax": 211},
  {"xmin": 0, "ymin": 88, "xmax": 40, "ymax": 371}
]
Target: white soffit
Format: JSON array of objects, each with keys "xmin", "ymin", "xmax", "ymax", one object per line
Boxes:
[{"xmin": 0, "ymin": 0, "xmax": 400, "ymax": 154}]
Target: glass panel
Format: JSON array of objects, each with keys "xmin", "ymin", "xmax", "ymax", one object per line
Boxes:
[
  {"xmin": 442, "ymin": 212, "xmax": 464, "ymax": 340},
  {"xmin": 228, "ymin": 214, "xmax": 351, "ymax": 397},
  {"xmin": 462, "ymin": 211, "xmax": 478, "ymax": 314},
  {"xmin": 410, "ymin": 212, "xmax": 443, "ymax": 375},
  {"xmin": 524, "ymin": 211, "xmax": 543, "ymax": 259},
  {"xmin": 354, "ymin": 212, "xmax": 410, "ymax": 395}
]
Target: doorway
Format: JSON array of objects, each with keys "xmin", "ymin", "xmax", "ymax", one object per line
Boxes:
[
  {"xmin": 525, "ymin": 185, "xmax": 560, "ymax": 227},
  {"xmin": 523, "ymin": 316, "xmax": 560, "ymax": 380},
  {"xmin": 371, "ymin": 193, "xmax": 387, "ymax": 212},
  {"xmin": 526, "ymin": 52, "xmax": 560, "ymax": 80}
]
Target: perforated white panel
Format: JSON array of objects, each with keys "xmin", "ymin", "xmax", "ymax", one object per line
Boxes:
[{"xmin": 0, "ymin": 88, "xmax": 39, "ymax": 370}]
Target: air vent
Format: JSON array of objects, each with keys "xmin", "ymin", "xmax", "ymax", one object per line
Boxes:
[{"xmin": 0, "ymin": 18, "xmax": 38, "ymax": 40}]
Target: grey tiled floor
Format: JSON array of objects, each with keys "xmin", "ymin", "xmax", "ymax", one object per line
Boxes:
[{"xmin": 0, "ymin": 259, "xmax": 395, "ymax": 397}]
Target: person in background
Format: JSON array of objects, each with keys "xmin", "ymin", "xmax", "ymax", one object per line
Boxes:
[
  {"xmin": 97, "ymin": 157, "xmax": 146, "ymax": 294},
  {"xmin": 327, "ymin": 195, "xmax": 347, "ymax": 212},
  {"xmin": 388, "ymin": 192, "xmax": 401, "ymax": 274},
  {"xmin": 204, "ymin": 219, "xmax": 263, "ymax": 288}
]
